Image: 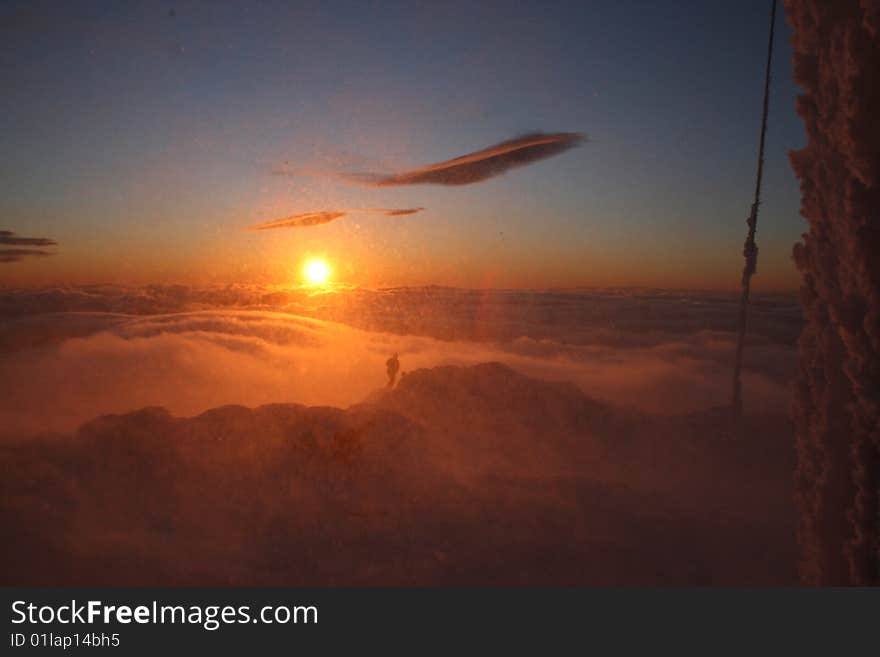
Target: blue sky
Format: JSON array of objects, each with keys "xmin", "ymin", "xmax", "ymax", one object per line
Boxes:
[{"xmin": 1, "ymin": 0, "xmax": 806, "ymax": 289}]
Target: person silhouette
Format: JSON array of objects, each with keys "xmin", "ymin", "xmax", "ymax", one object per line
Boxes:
[{"xmin": 386, "ymin": 352, "xmax": 400, "ymax": 388}]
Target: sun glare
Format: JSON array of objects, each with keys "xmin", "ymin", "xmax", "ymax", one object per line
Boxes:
[{"xmin": 303, "ymin": 258, "xmax": 331, "ymax": 286}]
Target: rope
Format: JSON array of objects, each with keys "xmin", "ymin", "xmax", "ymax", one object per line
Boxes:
[{"xmin": 733, "ymin": 0, "xmax": 778, "ymax": 418}]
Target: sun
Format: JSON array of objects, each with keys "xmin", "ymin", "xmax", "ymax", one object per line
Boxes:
[{"xmin": 303, "ymin": 258, "xmax": 331, "ymax": 286}]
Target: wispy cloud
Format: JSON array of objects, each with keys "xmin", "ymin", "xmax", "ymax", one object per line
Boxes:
[
  {"xmin": 382, "ymin": 208, "xmax": 424, "ymax": 216},
  {"xmin": 0, "ymin": 231, "xmax": 56, "ymax": 246},
  {"xmin": 337, "ymin": 132, "xmax": 585, "ymax": 187},
  {"xmin": 248, "ymin": 207, "xmax": 424, "ymax": 231},
  {"xmin": 0, "ymin": 231, "xmax": 57, "ymax": 262},
  {"xmin": 0, "ymin": 300, "xmax": 794, "ymax": 434}
]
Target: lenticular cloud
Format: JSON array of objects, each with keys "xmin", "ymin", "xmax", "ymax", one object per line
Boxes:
[{"xmin": 339, "ymin": 132, "xmax": 584, "ymax": 187}]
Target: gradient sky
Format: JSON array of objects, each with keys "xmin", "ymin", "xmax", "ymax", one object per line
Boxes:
[{"xmin": 1, "ymin": 0, "xmax": 806, "ymax": 290}]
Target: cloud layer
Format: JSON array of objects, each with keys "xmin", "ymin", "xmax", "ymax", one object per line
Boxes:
[
  {"xmin": 0, "ymin": 284, "xmax": 798, "ymax": 585},
  {"xmin": 0, "ymin": 284, "xmax": 799, "ymax": 435},
  {"xmin": 339, "ymin": 132, "xmax": 584, "ymax": 187},
  {"xmin": 248, "ymin": 207, "xmax": 424, "ymax": 230}
]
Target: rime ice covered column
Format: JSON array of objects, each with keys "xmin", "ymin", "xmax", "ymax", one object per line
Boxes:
[{"xmin": 785, "ymin": 0, "xmax": 880, "ymax": 585}]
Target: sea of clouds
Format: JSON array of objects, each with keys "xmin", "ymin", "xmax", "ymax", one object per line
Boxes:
[
  {"xmin": 0, "ymin": 283, "xmax": 801, "ymax": 585},
  {"xmin": 0, "ymin": 284, "xmax": 801, "ymax": 435}
]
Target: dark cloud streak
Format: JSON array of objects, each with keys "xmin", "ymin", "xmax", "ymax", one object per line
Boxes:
[
  {"xmin": 0, "ymin": 231, "xmax": 57, "ymax": 262},
  {"xmin": 248, "ymin": 207, "xmax": 424, "ymax": 231},
  {"xmin": 0, "ymin": 249, "xmax": 55, "ymax": 263},
  {"xmin": 339, "ymin": 132, "xmax": 585, "ymax": 187},
  {"xmin": 249, "ymin": 211, "xmax": 347, "ymax": 230},
  {"xmin": 0, "ymin": 231, "xmax": 57, "ymax": 247}
]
